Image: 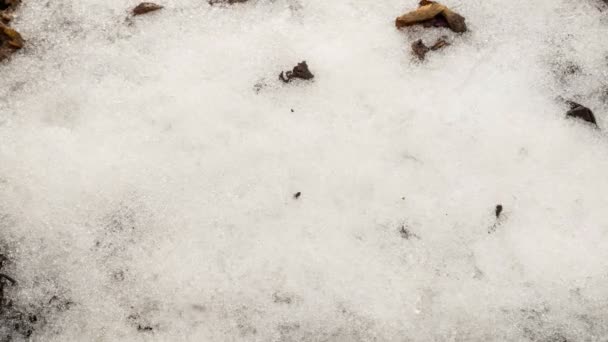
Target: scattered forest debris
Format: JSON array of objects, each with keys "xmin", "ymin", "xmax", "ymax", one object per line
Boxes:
[
  {"xmin": 488, "ymin": 224, "xmax": 498, "ymax": 234},
  {"xmin": 396, "ymin": 0, "xmax": 467, "ymax": 33},
  {"xmin": 399, "ymin": 226, "xmax": 420, "ymax": 240},
  {"xmin": 132, "ymin": 2, "xmax": 163, "ymax": 16},
  {"xmin": 566, "ymin": 101, "xmax": 597, "ymax": 126},
  {"xmin": 272, "ymin": 292, "xmax": 293, "ymax": 304},
  {"xmin": 208, "ymin": 0, "xmax": 249, "ymax": 5},
  {"xmin": 411, "ymin": 37, "xmax": 449, "ymax": 60},
  {"xmin": 0, "ymin": 252, "xmax": 35, "ymax": 341},
  {"xmin": 138, "ymin": 325, "xmax": 154, "ymax": 332},
  {"xmin": 253, "ymin": 80, "xmax": 266, "ymax": 93},
  {"xmin": 561, "ymin": 62, "xmax": 581, "ymax": 77},
  {"xmin": 279, "ymin": 61, "xmax": 314, "ymax": 83},
  {"xmin": 128, "ymin": 313, "xmax": 156, "ymax": 333},
  {"xmin": 0, "ymin": 246, "xmax": 75, "ymax": 341},
  {"xmin": 0, "ymin": 253, "xmax": 15, "ymax": 308},
  {"xmin": 488, "ymin": 205, "xmax": 504, "ymax": 234}
]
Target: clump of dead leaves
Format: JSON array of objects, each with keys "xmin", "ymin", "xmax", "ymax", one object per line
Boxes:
[
  {"xmin": 396, "ymin": 0, "xmax": 466, "ymax": 33},
  {"xmin": 395, "ymin": 0, "xmax": 467, "ymax": 60},
  {"xmin": 0, "ymin": 0, "xmax": 23, "ymax": 62}
]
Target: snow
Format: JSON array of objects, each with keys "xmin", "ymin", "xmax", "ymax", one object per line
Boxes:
[{"xmin": 1, "ymin": 0, "xmax": 608, "ymax": 340}]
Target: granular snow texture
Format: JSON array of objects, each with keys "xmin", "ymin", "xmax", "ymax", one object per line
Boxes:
[{"xmin": 1, "ymin": 0, "xmax": 608, "ymax": 341}]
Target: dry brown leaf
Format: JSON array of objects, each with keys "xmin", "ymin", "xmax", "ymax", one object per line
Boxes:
[
  {"xmin": 0, "ymin": 22, "xmax": 23, "ymax": 49},
  {"xmin": 396, "ymin": 3, "xmax": 445, "ymax": 28},
  {"xmin": 396, "ymin": 0, "xmax": 467, "ymax": 33},
  {"xmin": 132, "ymin": 2, "xmax": 163, "ymax": 16},
  {"xmin": 440, "ymin": 7, "xmax": 467, "ymax": 33}
]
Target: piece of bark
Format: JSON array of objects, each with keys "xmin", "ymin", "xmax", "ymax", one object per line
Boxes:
[
  {"xmin": 396, "ymin": 0, "xmax": 467, "ymax": 33},
  {"xmin": 132, "ymin": 2, "xmax": 163, "ymax": 16}
]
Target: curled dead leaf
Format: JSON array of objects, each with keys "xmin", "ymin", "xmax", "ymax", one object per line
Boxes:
[
  {"xmin": 132, "ymin": 2, "xmax": 163, "ymax": 16},
  {"xmin": 396, "ymin": 0, "xmax": 467, "ymax": 33}
]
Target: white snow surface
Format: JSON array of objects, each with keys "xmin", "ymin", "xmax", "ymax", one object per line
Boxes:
[{"xmin": 1, "ymin": 0, "xmax": 608, "ymax": 340}]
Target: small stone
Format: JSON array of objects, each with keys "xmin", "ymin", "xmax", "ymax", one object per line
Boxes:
[
  {"xmin": 132, "ymin": 2, "xmax": 163, "ymax": 16},
  {"xmin": 293, "ymin": 192, "xmax": 301, "ymax": 199}
]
